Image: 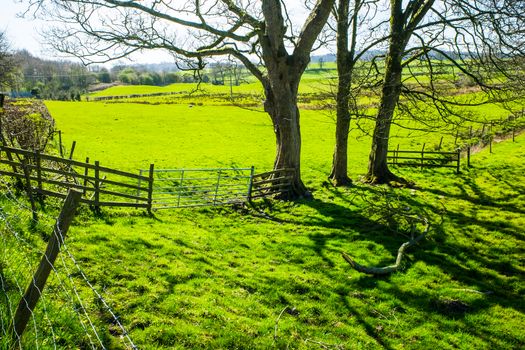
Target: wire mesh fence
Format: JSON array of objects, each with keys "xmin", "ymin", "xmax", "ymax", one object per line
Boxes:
[
  {"xmin": 0, "ymin": 177, "xmax": 136, "ymax": 349},
  {"xmin": 140, "ymin": 167, "xmax": 254, "ymax": 209}
]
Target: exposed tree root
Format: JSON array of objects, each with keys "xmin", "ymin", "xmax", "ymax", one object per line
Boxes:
[
  {"xmin": 363, "ymin": 172, "xmax": 414, "ymax": 188},
  {"xmin": 342, "ymin": 217, "xmax": 429, "ymax": 275},
  {"xmin": 328, "ymin": 174, "xmax": 353, "ymax": 187}
]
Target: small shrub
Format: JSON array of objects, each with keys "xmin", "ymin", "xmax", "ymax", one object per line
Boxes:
[{"xmin": 0, "ymin": 99, "xmax": 55, "ymax": 152}]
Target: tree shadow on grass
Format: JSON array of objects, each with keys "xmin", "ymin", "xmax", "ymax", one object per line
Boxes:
[{"xmin": 256, "ymin": 174, "xmax": 524, "ymax": 348}]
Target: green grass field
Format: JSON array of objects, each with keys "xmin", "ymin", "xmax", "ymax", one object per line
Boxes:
[{"xmin": 2, "ymin": 75, "xmax": 524, "ymax": 349}]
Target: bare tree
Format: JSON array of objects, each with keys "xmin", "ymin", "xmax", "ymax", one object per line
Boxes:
[
  {"xmin": 329, "ymin": 0, "xmax": 380, "ymax": 186},
  {"xmin": 363, "ymin": 0, "xmax": 525, "ymax": 184},
  {"xmin": 0, "ymin": 31, "xmax": 17, "ymax": 90},
  {"xmin": 329, "ymin": 0, "xmax": 524, "ymax": 185},
  {"xmin": 24, "ymin": 0, "xmax": 336, "ymax": 198}
]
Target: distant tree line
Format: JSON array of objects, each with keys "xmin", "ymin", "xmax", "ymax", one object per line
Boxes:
[{"xmin": 1, "ymin": 36, "xmax": 249, "ymax": 101}]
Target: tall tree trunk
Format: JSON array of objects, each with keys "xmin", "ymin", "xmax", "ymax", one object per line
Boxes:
[
  {"xmin": 330, "ymin": 0, "xmax": 353, "ymax": 186},
  {"xmin": 365, "ymin": 1, "xmax": 406, "ymax": 184},
  {"xmin": 264, "ymin": 81, "xmax": 310, "ymax": 199},
  {"xmin": 257, "ymin": 0, "xmax": 334, "ymax": 198}
]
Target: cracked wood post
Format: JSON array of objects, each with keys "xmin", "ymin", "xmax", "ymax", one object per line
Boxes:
[{"xmin": 11, "ymin": 189, "xmax": 82, "ymax": 342}]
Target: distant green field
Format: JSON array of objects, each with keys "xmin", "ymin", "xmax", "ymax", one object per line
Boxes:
[
  {"xmin": 88, "ymin": 66, "xmax": 339, "ymax": 99},
  {"xmin": 46, "ymin": 99, "xmax": 475, "ymax": 184}
]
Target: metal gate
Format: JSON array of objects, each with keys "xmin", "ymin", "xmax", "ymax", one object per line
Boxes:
[{"xmin": 138, "ymin": 167, "xmax": 254, "ymax": 209}]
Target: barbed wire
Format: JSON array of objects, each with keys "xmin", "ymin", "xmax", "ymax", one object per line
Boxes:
[{"xmin": 0, "ymin": 176, "xmax": 137, "ymax": 349}]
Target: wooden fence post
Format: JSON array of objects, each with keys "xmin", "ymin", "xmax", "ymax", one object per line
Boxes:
[
  {"xmin": 467, "ymin": 146, "xmax": 471, "ymax": 167},
  {"xmin": 396, "ymin": 144, "xmax": 400, "ymax": 165},
  {"xmin": 147, "ymin": 164, "xmax": 154, "ymax": 214},
  {"xmin": 136, "ymin": 169, "xmax": 143, "ymax": 203},
  {"xmin": 69, "ymin": 141, "xmax": 76, "ymax": 160},
  {"xmin": 94, "ymin": 161, "xmax": 100, "ymax": 213},
  {"xmin": 247, "ymin": 166, "xmax": 255, "ymax": 202},
  {"xmin": 83, "ymin": 157, "xmax": 89, "ymax": 196},
  {"xmin": 58, "ymin": 130, "xmax": 63, "ymax": 158},
  {"xmin": 21, "ymin": 158, "xmax": 38, "ymax": 223},
  {"xmin": 11, "ymin": 189, "xmax": 82, "ymax": 341},
  {"xmin": 213, "ymin": 170, "xmax": 222, "ymax": 205},
  {"xmin": 438, "ymin": 136, "xmax": 443, "ymax": 150},
  {"xmin": 490, "ymin": 136, "xmax": 493, "ymax": 154},
  {"xmin": 35, "ymin": 150, "xmax": 43, "ymax": 204}
]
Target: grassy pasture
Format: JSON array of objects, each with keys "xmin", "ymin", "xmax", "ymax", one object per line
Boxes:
[{"xmin": 2, "ymin": 70, "xmax": 524, "ymax": 349}]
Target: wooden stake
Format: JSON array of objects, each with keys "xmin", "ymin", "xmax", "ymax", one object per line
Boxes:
[
  {"xmin": 247, "ymin": 166, "xmax": 255, "ymax": 202},
  {"xmin": 58, "ymin": 130, "xmax": 63, "ymax": 158},
  {"xmin": 21, "ymin": 158, "xmax": 38, "ymax": 223},
  {"xmin": 35, "ymin": 150, "xmax": 43, "ymax": 205},
  {"xmin": 147, "ymin": 164, "xmax": 154, "ymax": 214},
  {"xmin": 83, "ymin": 157, "xmax": 89, "ymax": 196},
  {"xmin": 11, "ymin": 190, "xmax": 82, "ymax": 341},
  {"xmin": 68, "ymin": 141, "xmax": 76, "ymax": 160}
]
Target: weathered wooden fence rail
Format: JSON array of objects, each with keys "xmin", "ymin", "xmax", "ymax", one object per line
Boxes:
[
  {"xmin": 0, "ymin": 145, "xmax": 153, "ymax": 211},
  {"xmin": 388, "ymin": 145, "xmax": 460, "ymax": 173},
  {"xmin": 1, "ymin": 145, "xmax": 295, "ymax": 211},
  {"xmin": 250, "ymin": 168, "xmax": 296, "ymax": 199}
]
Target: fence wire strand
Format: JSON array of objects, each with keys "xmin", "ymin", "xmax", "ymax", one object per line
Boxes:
[{"xmin": 0, "ymin": 177, "xmax": 137, "ymax": 349}]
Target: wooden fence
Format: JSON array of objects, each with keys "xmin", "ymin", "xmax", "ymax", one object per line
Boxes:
[
  {"xmin": 0, "ymin": 145, "xmax": 153, "ymax": 212},
  {"xmin": 249, "ymin": 168, "xmax": 295, "ymax": 199},
  {"xmin": 1, "ymin": 145, "xmax": 296, "ymax": 211},
  {"xmin": 388, "ymin": 145, "xmax": 460, "ymax": 173}
]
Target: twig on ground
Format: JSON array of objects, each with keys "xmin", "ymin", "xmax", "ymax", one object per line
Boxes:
[
  {"xmin": 274, "ymin": 306, "xmax": 289, "ymax": 341},
  {"xmin": 342, "ymin": 217, "xmax": 430, "ymax": 275}
]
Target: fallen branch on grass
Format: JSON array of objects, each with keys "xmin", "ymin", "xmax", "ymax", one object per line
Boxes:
[{"xmin": 342, "ymin": 217, "xmax": 429, "ymax": 275}]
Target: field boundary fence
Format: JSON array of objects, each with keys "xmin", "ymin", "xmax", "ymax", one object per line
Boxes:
[
  {"xmin": 1, "ymin": 144, "xmax": 295, "ymax": 212},
  {"xmin": 0, "ymin": 144, "xmax": 153, "ymax": 212},
  {"xmin": 0, "ymin": 180, "xmax": 136, "ymax": 349},
  {"xmin": 140, "ymin": 167, "xmax": 254, "ymax": 209},
  {"xmin": 88, "ymin": 90, "xmax": 183, "ymax": 102},
  {"xmin": 250, "ymin": 168, "xmax": 296, "ymax": 199},
  {"xmin": 388, "ymin": 144, "xmax": 461, "ymax": 173},
  {"xmin": 389, "ymin": 108, "xmax": 525, "ymax": 172}
]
